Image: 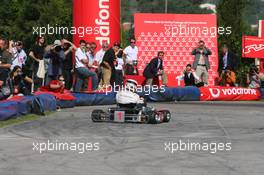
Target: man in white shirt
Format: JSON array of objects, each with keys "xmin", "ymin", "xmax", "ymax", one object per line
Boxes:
[
  {"xmin": 74, "ymin": 40, "xmax": 98, "ymax": 91},
  {"xmin": 123, "ymin": 38, "xmax": 138, "ymax": 75},
  {"xmin": 10, "ymin": 41, "xmax": 27, "ymax": 70}
]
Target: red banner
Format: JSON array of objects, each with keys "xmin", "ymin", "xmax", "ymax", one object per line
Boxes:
[
  {"xmin": 242, "ymin": 36, "xmax": 264, "ymax": 59},
  {"xmin": 73, "ymin": 0, "xmax": 120, "ymax": 47},
  {"xmin": 200, "ymin": 86, "xmax": 261, "ymax": 101},
  {"xmin": 134, "ymin": 13, "xmax": 219, "ymax": 86}
]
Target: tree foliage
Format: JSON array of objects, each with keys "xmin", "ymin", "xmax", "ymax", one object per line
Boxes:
[
  {"xmin": 0, "ymin": 0, "xmax": 72, "ymax": 51},
  {"xmin": 217, "ymin": 0, "xmax": 253, "ymax": 86}
]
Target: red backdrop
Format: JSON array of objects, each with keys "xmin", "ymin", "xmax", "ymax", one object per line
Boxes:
[
  {"xmin": 73, "ymin": 0, "xmax": 120, "ymax": 48},
  {"xmin": 134, "ymin": 13, "xmax": 218, "ymax": 86}
]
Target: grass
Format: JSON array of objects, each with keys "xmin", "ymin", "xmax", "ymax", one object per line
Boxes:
[{"xmin": 0, "ymin": 112, "xmax": 54, "ymax": 128}]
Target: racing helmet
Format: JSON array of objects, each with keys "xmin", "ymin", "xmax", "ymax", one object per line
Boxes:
[{"xmin": 125, "ymin": 79, "xmax": 138, "ymax": 93}]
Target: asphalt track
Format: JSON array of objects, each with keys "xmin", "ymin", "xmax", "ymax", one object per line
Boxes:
[{"xmin": 0, "ymin": 101, "xmax": 263, "ymax": 175}]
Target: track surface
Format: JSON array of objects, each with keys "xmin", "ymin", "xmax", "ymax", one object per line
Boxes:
[{"xmin": 0, "ymin": 101, "xmax": 264, "ymax": 175}]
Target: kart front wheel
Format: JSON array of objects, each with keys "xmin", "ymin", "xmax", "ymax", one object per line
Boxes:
[
  {"xmin": 163, "ymin": 110, "xmax": 171, "ymax": 122},
  {"xmin": 146, "ymin": 111, "xmax": 161, "ymax": 124}
]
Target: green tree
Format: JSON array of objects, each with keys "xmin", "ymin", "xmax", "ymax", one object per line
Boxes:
[
  {"xmin": 0, "ymin": 0, "xmax": 72, "ymax": 51},
  {"xmin": 137, "ymin": 0, "xmax": 212, "ymax": 14},
  {"xmin": 217, "ymin": 0, "xmax": 252, "ymax": 86}
]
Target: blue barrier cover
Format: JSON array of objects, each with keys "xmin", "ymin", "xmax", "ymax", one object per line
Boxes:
[
  {"xmin": 73, "ymin": 92, "xmax": 116, "ymax": 106},
  {"xmin": 0, "ymin": 101, "xmax": 19, "ymax": 120},
  {"xmin": 34, "ymin": 94, "xmax": 57, "ymax": 112},
  {"xmin": 17, "ymin": 96, "xmax": 35, "ymax": 116},
  {"xmin": 57, "ymin": 100, "xmax": 76, "ymax": 108},
  {"xmin": 140, "ymin": 87, "xmax": 201, "ymax": 102}
]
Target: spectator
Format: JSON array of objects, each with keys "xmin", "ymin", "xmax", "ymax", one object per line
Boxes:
[
  {"xmin": 143, "ymin": 51, "xmax": 167, "ymax": 86},
  {"xmin": 256, "ymin": 64, "xmax": 264, "ymax": 88},
  {"xmin": 62, "ymin": 39, "xmax": 77, "ymax": 90},
  {"xmin": 95, "ymin": 42, "xmax": 109, "ymax": 85},
  {"xmin": 6, "ymin": 65, "xmax": 32, "ymax": 97},
  {"xmin": 218, "ymin": 44, "xmax": 238, "ymax": 75},
  {"xmin": 87, "ymin": 42, "xmax": 98, "ymax": 72},
  {"xmin": 29, "ymin": 36, "xmax": 45, "ymax": 91},
  {"xmin": 114, "ymin": 43, "xmax": 124, "ymax": 88},
  {"xmin": 247, "ymin": 65, "xmax": 264, "ymax": 88},
  {"xmin": 9, "ymin": 41, "xmax": 27, "ymax": 70},
  {"xmin": 0, "ymin": 39, "xmax": 12, "ymax": 87},
  {"xmin": 95, "ymin": 42, "xmax": 109, "ymax": 65},
  {"xmin": 192, "ymin": 40, "xmax": 212, "ymax": 86},
  {"xmin": 74, "ymin": 40, "xmax": 98, "ymax": 92},
  {"xmin": 99, "ymin": 42, "xmax": 119, "ymax": 89},
  {"xmin": 44, "ymin": 40, "xmax": 65, "ymax": 85},
  {"xmin": 176, "ymin": 64, "xmax": 200, "ymax": 86},
  {"xmin": 219, "ymin": 66, "xmax": 236, "ymax": 87},
  {"xmin": 124, "ymin": 38, "xmax": 138, "ymax": 75},
  {"xmin": 40, "ymin": 75, "xmax": 65, "ymax": 93}
]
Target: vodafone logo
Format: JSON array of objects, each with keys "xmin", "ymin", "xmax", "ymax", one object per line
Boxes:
[
  {"xmin": 208, "ymin": 87, "xmax": 257, "ymax": 98},
  {"xmin": 209, "ymin": 88, "xmax": 221, "ymax": 98}
]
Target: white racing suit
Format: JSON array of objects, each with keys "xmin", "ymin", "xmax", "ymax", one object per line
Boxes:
[{"xmin": 116, "ymin": 90, "xmax": 145, "ymax": 108}]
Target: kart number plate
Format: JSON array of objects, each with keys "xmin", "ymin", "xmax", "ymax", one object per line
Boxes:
[{"xmin": 114, "ymin": 111, "xmax": 125, "ymax": 122}]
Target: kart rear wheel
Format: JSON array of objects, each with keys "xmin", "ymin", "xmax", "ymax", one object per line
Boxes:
[
  {"xmin": 163, "ymin": 110, "xmax": 171, "ymax": 122},
  {"xmin": 91, "ymin": 109, "xmax": 105, "ymax": 122}
]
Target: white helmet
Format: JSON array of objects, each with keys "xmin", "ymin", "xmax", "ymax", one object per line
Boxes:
[{"xmin": 125, "ymin": 79, "xmax": 138, "ymax": 92}]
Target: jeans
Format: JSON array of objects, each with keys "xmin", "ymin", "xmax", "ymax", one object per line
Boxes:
[
  {"xmin": 75, "ymin": 67, "xmax": 98, "ymax": 91},
  {"xmin": 63, "ymin": 68, "xmax": 73, "ymax": 90}
]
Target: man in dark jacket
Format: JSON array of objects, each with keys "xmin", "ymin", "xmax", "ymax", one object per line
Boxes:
[
  {"xmin": 218, "ymin": 44, "xmax": 238, "ymax": 74},
  {"xmin": 143, "ymin": 51, "xmax": 167, "ymax": 86}
]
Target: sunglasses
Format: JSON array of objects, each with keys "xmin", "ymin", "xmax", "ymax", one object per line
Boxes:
[{"xmin": 130, "ymin": 41, "xmax": 136, "ymax": 44}]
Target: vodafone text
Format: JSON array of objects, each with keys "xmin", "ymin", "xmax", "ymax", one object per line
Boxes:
[
  {"xmin": 95, "ymin": 0, "xmax": 110, "ymax": 45},
  {"xmin": 209, "ymin": 87, "xmax": 257, "ymax": 98}
]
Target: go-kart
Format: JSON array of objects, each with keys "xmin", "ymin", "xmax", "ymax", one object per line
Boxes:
[{"xmin": 91, "ymin": 106, "xmax": 171, "ymax": 124}]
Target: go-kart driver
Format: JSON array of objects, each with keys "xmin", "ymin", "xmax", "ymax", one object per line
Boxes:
[{"xmin": 116, "ymin": 79, "xmax": 145, "ymax": 108}]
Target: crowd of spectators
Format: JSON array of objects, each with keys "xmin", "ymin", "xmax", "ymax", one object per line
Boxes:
[{"xmin": 0, "ymin": 36, "xmax": 264, "ymax": 101}]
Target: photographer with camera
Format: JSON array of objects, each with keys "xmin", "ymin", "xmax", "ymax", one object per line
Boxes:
[
  {"xmin": 247, "ymin": 65, "xmax": 264, "ymax": 88},
  {"xmin": 9, "ymin": 40, "xmax": 27, "ymax": 70},
  {"xmin": 61, "ymin": 39, "xmax": 77, "ymax": 90},
  {"xmin": 192, "ymin": 40, "xmax": 212, "ymax": 86},
  {"xmin": 44, "ymin": 40, "xmax": 65, "ymax": 85},
  {"xmin": 219, "ymin": 66, "xmax": 236, "ymax": 87},
  {"xmin": 0, "ymin": 65, "xmax": 32, "ymax": 100},
  {"xmin": 176, "ymin": 64, "xmax": 201, "ymax": 87}
]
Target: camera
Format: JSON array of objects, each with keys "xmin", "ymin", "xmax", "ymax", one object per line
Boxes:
[{"xmin": 54, "ymin": 45, "xmax": 62, "ymax": 52}]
